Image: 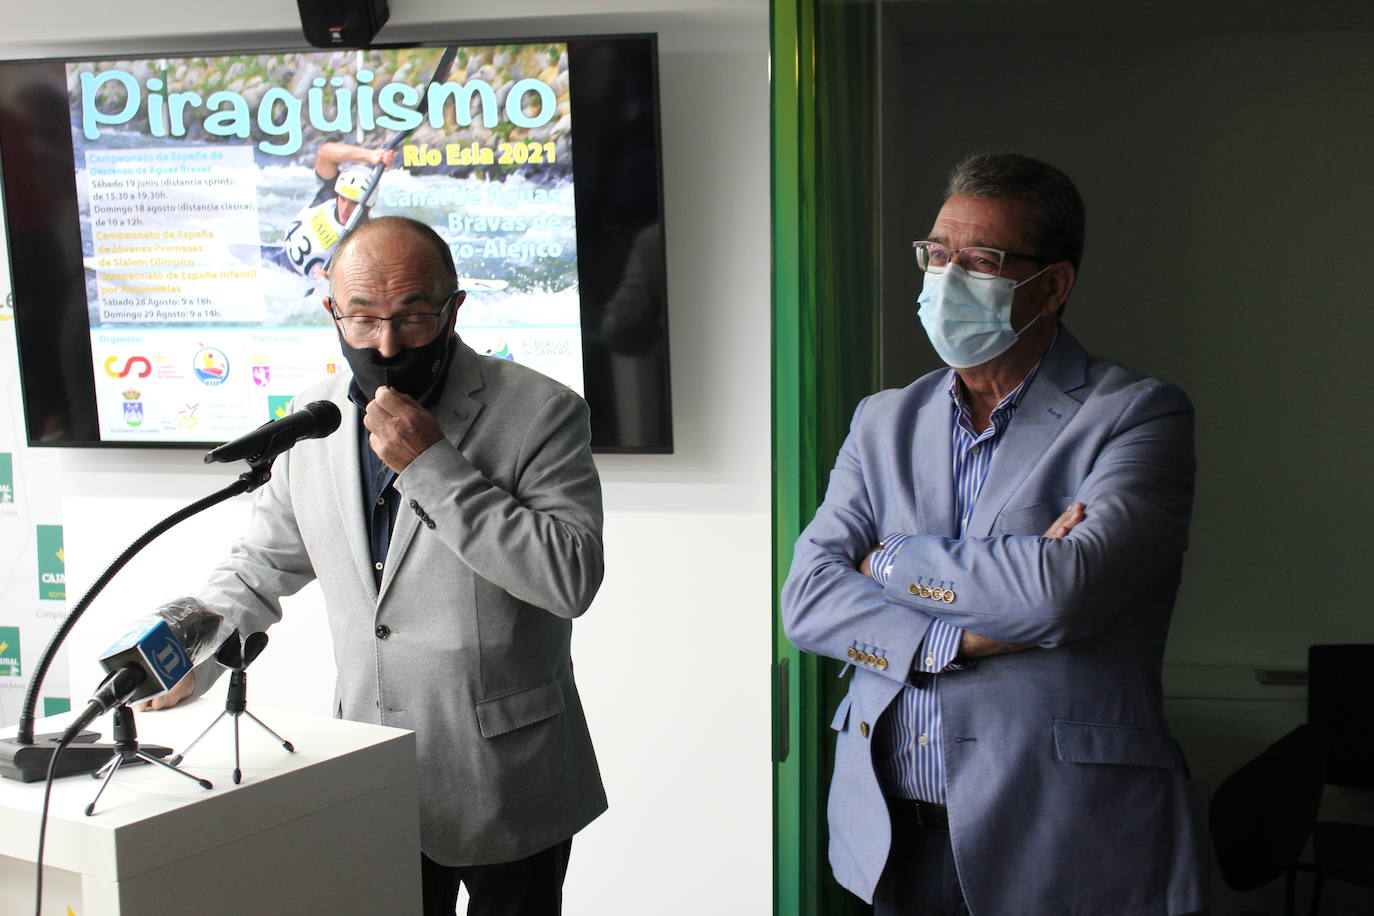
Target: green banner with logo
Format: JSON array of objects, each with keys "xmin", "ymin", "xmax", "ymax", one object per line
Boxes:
[
  {"xmin": 0, "ymin": 626, "xmax": 20, "ymax": 677},
  {"xmin": 36, "ymin": 524, "xmax": 65, "ymax": 601}
]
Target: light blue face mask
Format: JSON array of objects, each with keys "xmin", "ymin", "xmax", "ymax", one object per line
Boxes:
[{"xmin": 916, "ymin": 262, "xmax": 1050, "ymax": 368}]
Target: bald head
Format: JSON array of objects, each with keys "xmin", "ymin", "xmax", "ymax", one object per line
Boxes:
[{"xmin": 328, "ymin": 216, "xmax": 458, "ymax": 299}]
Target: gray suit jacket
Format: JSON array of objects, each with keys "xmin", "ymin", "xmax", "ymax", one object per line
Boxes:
[
  {"xmin": 782, "ymin": 329, "xmax": 1207, "ymax": 914},
  {"xmin": 195, "ymin": 337, "xmax": 607, "ymax": 865}
]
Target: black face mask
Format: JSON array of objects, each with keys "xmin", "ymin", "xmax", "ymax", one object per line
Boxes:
[{"xmin": 341, "ymin": 331, "xmax": 452, "ymax": 403}]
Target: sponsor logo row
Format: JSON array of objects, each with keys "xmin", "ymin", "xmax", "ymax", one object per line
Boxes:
[
  {"xmin": 117, "ymin": 393, "xmax": 296, "ymax": 430},
  {"xmin": 103, "ymin": 348, "xmax": 346, "ymax": 388},
  {"xmin": 104, "ymin": 346, "xmax": 232, "ymax": 385}
]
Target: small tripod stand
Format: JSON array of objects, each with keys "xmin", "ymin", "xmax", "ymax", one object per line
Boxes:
[
  {"xmin": 86, "ymin": 705, "xmax": 213, "ymax": 816},
  {"xmin": 171, "ymin": 631, "xmax": 295, "ymax": 784}
]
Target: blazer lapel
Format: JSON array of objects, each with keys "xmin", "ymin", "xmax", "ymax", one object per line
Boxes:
[
  {"xmin": 966, "ymin": 329, "xmax": 1089, "ymax": 538},
  {"xmin": 378, "ymin": 339, "xmax": 486, "ymax": 602},
  {"xmin": 913, "ymin": 372, "xmax": 958, "ymax": 538},
  {"xmin": 324, "ymin": 383, "xmax": 379, "ymax": 604}
]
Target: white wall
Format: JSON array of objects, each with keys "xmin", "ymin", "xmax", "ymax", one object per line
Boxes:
[{"xmin": 4, "ymin": 4, "xmax": 772, "ymax": 914}]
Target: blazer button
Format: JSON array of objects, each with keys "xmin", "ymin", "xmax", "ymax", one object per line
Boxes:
[
  {"xmin": 846, "ymin": 647, "xmax": 860, "ymax": 660},
  {"xmin": 908, "ymin": 584, "xmax": 919, "ymax": 595},
  {"xmin": 859, "ymin": 721, "xmax": 870, "ymax": 738},
  {"xmin": 409, "ymin": 498, "xmax": 419, "ymax": 509},
  {"xmin": 375, "ymin": 625, "xmax": 391, "ymax": 640},
  {"xmin": 876, "ymin": 657, "xmax": 888, "ymax": 670},
  {"xmin": 931, "ymin": 587, "xmax": 946, "ymax": 601},
  {"xmin": 943, "ymin": 590, "xmax": 956, "ymax": 603}
]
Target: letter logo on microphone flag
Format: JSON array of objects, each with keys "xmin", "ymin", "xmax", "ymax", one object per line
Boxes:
[{"xmin": 102, "ymin": 619, "xmax": 192, "ymax": 692}]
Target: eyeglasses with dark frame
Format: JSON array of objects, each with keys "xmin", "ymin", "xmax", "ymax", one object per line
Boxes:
[
  {"xmin": 328, "ymin": 289, "xmax": 462, "ymax": 343},
  {"xmin": 912, "ymin": 241, "xmax": 1055, "ymax": 280}
]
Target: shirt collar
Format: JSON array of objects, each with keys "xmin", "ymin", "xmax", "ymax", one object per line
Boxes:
[{"xmin": 945, "ymin": 327, "xmax": 1057, "ymax": 417}]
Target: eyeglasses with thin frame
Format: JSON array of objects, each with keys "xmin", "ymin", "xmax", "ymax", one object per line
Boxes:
[
  {"xmin": 328, "ymin": 290, "xmax": 461, "ymax": 343},
  {"xmin": 912, "ymin": 241, "xmax": 1054, "ymax": 280}
]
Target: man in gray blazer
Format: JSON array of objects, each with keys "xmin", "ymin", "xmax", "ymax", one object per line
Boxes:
[
  {"xmin": 782, "ymin": 153, "xmax": 1206, "ymax": 915},
  {"xmin": 148, "ymin": 216, "xmax": 606, "ymax": 915}
]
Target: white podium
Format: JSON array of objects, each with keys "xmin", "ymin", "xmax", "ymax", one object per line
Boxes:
[{"xmin": 0, "ymin": 701, "xmax": 420, "ymax": 915}]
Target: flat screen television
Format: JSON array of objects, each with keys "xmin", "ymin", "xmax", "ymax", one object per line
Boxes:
[{"xmin": 0, "ymin": 34, "xmax": 671, "ymax": 453}]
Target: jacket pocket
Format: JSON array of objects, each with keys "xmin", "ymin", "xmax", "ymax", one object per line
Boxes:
[
  {"xmin": 1053, "ymin": 719, "xmax": 1180, "ymax": 769},
  {"xmin": 476, "ymin": 677, "xmax": 566, "ymax": 738},
  {"xmin": 830, "ymin": 694, "xmax": 853, "ymax": 732}
]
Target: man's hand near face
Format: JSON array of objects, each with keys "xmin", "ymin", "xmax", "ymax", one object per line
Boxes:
[{"xmin": 365, "ymin": 385, "xmax": 446, "ymax": 472}]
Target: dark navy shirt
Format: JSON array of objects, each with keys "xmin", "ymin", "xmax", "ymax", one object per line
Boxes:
[
  {"xmin": 348, "ymin": 380, "xmax": 400, "ymax": 591},
  {"xmin": 346, "ymin": 336, "xmax": 455, "ymax": 590}
]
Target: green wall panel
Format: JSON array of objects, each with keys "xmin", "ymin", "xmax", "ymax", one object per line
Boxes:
[{"xmin": 772, "ymin": 0, "xmax": 880, "ymax": 912}]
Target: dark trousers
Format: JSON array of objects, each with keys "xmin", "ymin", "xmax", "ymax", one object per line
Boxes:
[
  {"xmin": 873, "ymin": 799, "xmax": 969, "ymax": 916},
  {"xmin": 421, "ymin": 839, "xmax": 572, "ymax": 916}
]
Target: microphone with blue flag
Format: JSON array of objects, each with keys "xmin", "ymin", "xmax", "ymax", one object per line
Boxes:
[
  {"xmin": 61, "ymin": 600, "xmax": 225, "ymax": 743},
  {"xmin": 100, "ymin": 599, "xmax": 224, "ymax": 703}
]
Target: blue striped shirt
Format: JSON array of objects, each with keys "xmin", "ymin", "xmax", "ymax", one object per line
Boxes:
[{"xmin": 870, "ymin": 356, "xmax": 1044, "ymax": 802}]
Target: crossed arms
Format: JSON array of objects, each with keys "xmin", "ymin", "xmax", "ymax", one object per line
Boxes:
[
  {"xmin": 858, "ymin": 502, "xmax": 1084, "ymax": 659},
  {"xmin": 780, "ymin": 377, "xmax": 1194, "ymax": 682}
]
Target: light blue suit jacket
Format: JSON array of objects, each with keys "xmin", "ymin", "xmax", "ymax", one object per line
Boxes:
[{"xmin": 782, "ymin": 329, "xmax": 1207, "ymax": 915}]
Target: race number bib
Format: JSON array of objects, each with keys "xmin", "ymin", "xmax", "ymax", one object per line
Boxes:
[{"xmin": 282, "ymin": 200, "xmax": 345, "ymax": 277}]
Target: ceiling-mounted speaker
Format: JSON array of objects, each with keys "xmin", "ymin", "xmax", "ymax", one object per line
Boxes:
[{"xmin": 297, "ymin": 0, "xmax": 390, "ymax": 48}]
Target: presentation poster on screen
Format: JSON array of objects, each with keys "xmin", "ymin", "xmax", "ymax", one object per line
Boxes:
[{"xmin": 67, "ymin": 44, "xmax": 583, "ymax": 442}]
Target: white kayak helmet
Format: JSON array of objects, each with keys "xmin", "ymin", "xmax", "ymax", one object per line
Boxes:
[{"xmin": 335, "ymin": 164, "xmax": 372, "ymax": 203}]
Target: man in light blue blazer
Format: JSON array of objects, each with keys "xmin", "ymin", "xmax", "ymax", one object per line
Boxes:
[{"xmin": 782, "ymin": 153, "xmax": 1207, "ymax": 915}]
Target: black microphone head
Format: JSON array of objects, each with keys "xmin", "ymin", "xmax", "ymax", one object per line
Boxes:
[
  {"xmin": 243, "ymin": 632, "xmax": 269, "ymax": 667},
  {"xmin": 300, "ymin": 400, "xmax": 343, "ymax": 439},
  {"xmin": 215, "ymin": 629, "xmax": 243, "ymax": 669},
  {"xmin": 204, "ymin": 399, "xmax": 343, "ymax": 464}
]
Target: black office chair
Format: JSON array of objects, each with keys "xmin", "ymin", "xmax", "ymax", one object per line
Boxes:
[
  {"xmin": 1287, "ymin": 644, "xmax": 1374, "ymax": 914},
  {"xmin": 1210, "ymin": 723, "xmax": 1327, "ymax": 896}
]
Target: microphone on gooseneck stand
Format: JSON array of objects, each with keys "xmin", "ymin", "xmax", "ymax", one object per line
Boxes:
[
  {"xmin": 7, "ymin": 418, "xmax": 330, "ymax": 786},
  {"xmin": 204, "ymin": 399, "xmax": 342, "ymax": 465}
]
